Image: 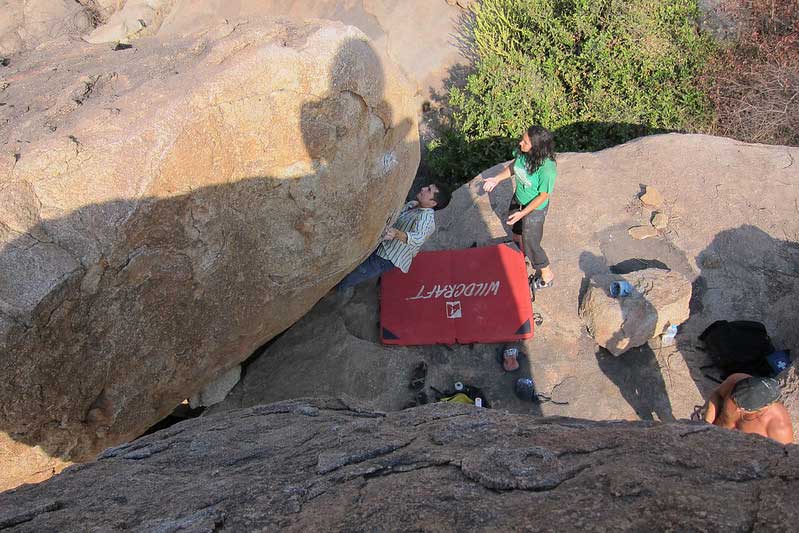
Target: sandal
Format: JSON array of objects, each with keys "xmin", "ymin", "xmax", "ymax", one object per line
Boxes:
[
  {"xmin": 408, "ymin": 361, "xmax": 428, "ymax": 391},
  {"xmin": 497, "ymin": 346, "xmax": 522, "ymax": 372},
  {"xmin": 503, "ymin": 348, "xmax": 520, "ymax": 372}
]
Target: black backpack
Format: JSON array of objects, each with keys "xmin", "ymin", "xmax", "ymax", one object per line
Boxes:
[{"xmin": 699, "ymin": 320, "xmax": 775, "ymax": 379}]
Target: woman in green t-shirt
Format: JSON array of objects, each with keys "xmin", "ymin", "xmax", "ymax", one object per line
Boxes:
[{"xmin": 481, "ymin": 125, "xmax": 557, "ymax": 289}]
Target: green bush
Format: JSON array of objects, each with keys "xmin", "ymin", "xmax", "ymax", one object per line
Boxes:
[{"xmin": 429, "ymin": 0, "xmax": 715, "ymax": 184}]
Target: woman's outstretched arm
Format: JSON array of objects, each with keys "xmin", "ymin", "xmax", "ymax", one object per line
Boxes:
[{"xmin": 480, "ymin": 162, "xmax": 514, "ymax": 192}]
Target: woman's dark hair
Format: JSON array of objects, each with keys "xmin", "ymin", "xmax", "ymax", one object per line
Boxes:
[{"xmin": 520, "ymin": 125, "xmax": 556, "ymax": 174}]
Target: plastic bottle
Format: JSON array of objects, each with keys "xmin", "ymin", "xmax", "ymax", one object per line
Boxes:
[
  {"xmin": 662, "ymin": 324, "xmax": 678, "ymax": 346},
  {"xmin": 454, "ymin": 382, "xmax": 464, "ymax": 392}
]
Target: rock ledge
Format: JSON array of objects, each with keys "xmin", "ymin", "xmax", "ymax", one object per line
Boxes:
[{"xmin": 1, "ymin": 398, "xmax": 797, "ymax": 531}]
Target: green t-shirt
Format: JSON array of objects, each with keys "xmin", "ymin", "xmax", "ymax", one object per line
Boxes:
[{"xmin": 512, "ymin": 149, "xmax": 556, "ymax": 209}]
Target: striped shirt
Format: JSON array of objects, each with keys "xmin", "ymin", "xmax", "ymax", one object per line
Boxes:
[{"xmin": 376, "ymin": 201, "xmax": 435, "ymax": 273}]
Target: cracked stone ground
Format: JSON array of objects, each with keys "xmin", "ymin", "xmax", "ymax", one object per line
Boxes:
[{"xmin": 3, "ymin": 399, "xmax": 798, "ymax": 531}]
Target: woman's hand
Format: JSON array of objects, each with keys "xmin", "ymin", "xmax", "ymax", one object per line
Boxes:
[
  {"xmin": 482, "ymin": 177, "xmax": 499, "ymax": 192},
  {"xmin": 507, "ymin": 211, "xmax": 525, "ymax": 226}
]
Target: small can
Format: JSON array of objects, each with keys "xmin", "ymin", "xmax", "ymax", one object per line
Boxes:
[
  {"xmin": 610, "ymin": 280, "xmax": 633, "ymax": 298},
  {"xmin": 475, "ymin": 398, "xmax": 483, "ymax": 408}
]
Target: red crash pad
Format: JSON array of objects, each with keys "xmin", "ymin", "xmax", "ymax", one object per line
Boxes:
[{"xmin": 380, "ymin": 243, "xmax": 534, "ymax": 345}]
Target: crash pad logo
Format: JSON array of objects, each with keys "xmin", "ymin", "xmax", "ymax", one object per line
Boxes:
[
  {"xmin": 407, "ymin": 281, "xmax": 501, "ymax": 300},
  {"xmin": 446, "ymin": 301, "xmax": 462, "ymax": 319}
]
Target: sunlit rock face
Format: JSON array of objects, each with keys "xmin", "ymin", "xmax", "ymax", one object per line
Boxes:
[
  {"xmin": 78, "ymin": 0, "xmax": 466, "ymax": 98},
  {"xmin": 0, "ymin": 17, "xmax": 419, "ymax": 488}
]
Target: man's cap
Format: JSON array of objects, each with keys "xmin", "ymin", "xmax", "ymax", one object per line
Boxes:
[{"xmin": 731, "ymin": 376, "xmax": 780, "ymax": 411}]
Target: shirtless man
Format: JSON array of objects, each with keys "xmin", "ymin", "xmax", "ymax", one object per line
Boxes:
[{"xmin": 703, "ymin": 373, "xmax": 793, "ymax": 445}]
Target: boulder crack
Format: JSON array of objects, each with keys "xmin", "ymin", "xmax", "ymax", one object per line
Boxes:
[
  {"xmin": 410, "ymin": 412, "xmax": 472, "ymax": 428},
  {"xmin": 678, "ymin": 425, "xmax": 714, "ymax": 438},
  {"xmin": 556, "ymin": 443, "xmax": 622, "ymax": 458},
  {"xmin": 0, "ymin": 500, "xmax": 64, "ymax": 530},
  {"xmin": 362, "ymin": 458, "xmax": 453, "ymax": 479},
  {"xmin": 317, "ymin": 438, "xmax": 416, "ymax": 474}
]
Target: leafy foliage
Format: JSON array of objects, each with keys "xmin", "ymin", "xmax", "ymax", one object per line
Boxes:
[{"xmin": 428, "ymin": 0, "xmax": 715, "ymax": 185}]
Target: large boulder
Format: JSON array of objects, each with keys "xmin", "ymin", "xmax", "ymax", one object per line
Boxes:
[
  {"xmin": 0, "ymin": 17, "xmax": 419, "ymax": 488},
  {"xmin": 579, "ymin": 269, "xmax": 693, "ymax": 355},
  {"xmin": 1, "ymin": 399, "xmax": 798, "ymax": 531},
  {"xmin": 80, "ymin": 0, "xmax": 466, "ymax": 98}
]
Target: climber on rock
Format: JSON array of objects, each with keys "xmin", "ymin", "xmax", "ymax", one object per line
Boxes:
[{"xmin": 336, "ymin": 183, "xmax": 451, "ymax": 292}]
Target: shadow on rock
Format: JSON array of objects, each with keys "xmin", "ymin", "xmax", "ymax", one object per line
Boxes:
[
  {"xmin": 579, "ymin": 250, "xmax": 677, "ymax": 422},
  {"xmin": 0, "ymin": 30, "xmax": 419, "ymax": 489},
  {"xmin": 580, "ymin": 222, "xmax": 799, "ymax": 423},
  {"xmin": 684, "ymin": 224, "xmax": 799, "ymax": 394},
  {"xmin": 595, "ymin": 345, "xmax": 676, "ymax": 422}
]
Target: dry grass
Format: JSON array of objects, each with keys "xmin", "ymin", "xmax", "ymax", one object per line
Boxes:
[{"xmin": 704, "ymin": 0, "xmax": 799, "ymax": 146}]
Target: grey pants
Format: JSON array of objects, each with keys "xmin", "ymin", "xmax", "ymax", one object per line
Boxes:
[{"xmin": 521, "ymin": 205, "xmax": 549, "ymax": 270}]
